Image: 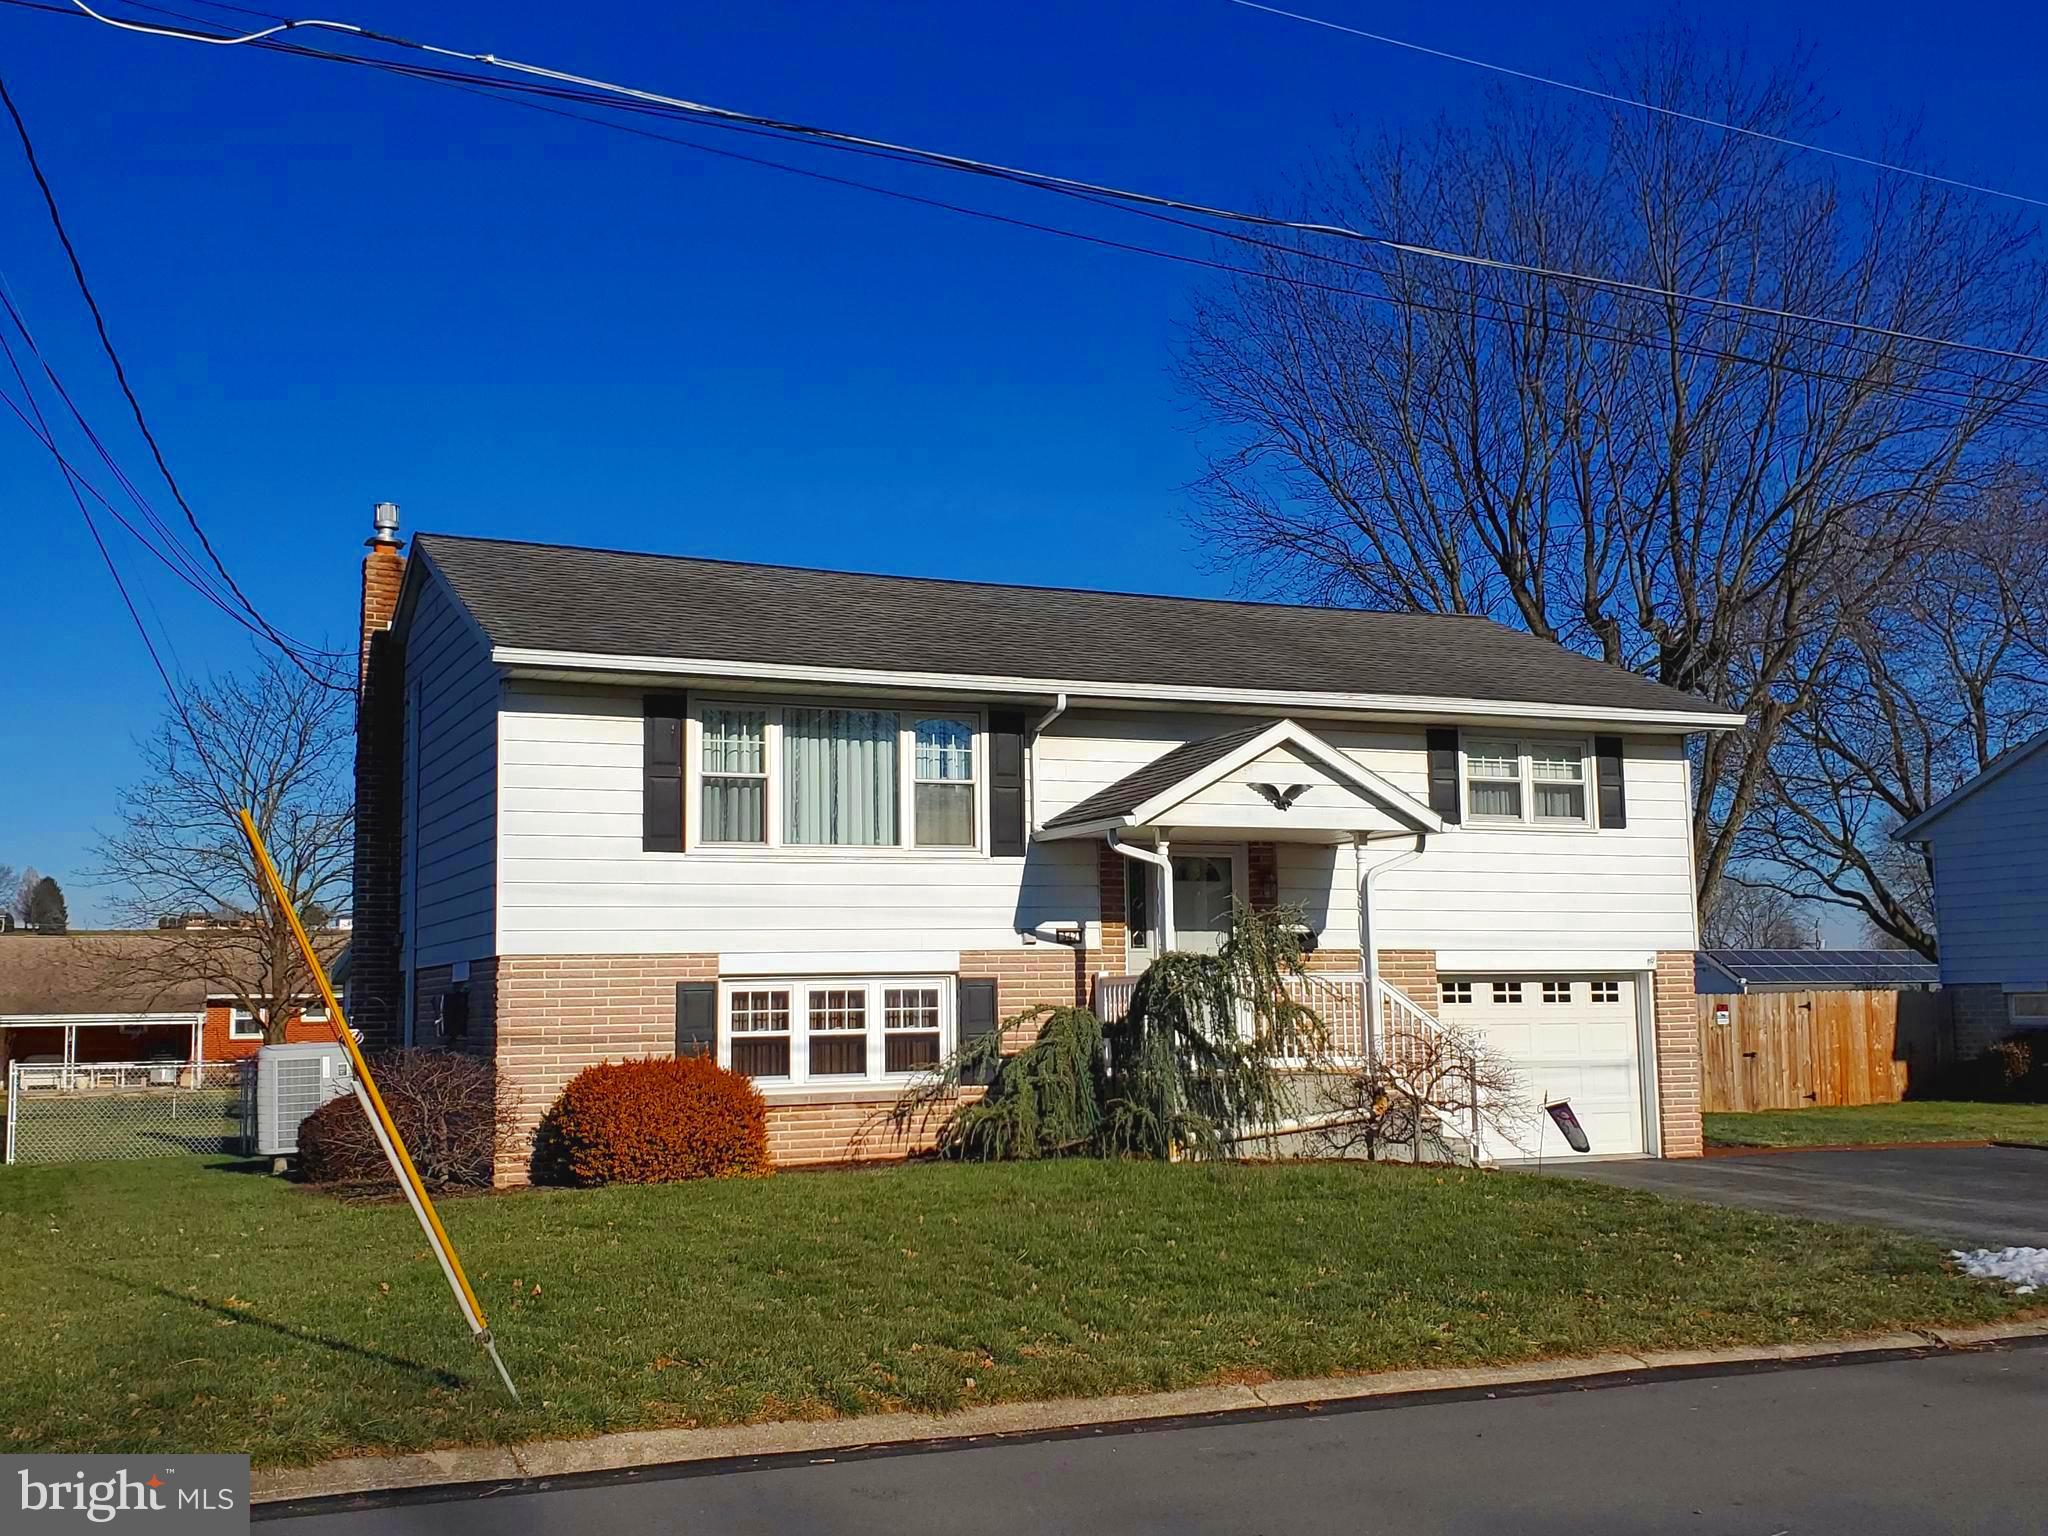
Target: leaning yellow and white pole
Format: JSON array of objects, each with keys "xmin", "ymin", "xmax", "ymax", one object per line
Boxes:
[{"xmin": 235, "ymin": 807, "xmax": 520, "ymax": 1403}]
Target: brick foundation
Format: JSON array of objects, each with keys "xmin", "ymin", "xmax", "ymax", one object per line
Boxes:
[
  {"xmin": 493, "ymin": 953, "xmax": 716, "ymax": 1184},
  {"xmin": 1653, "ymin": 950, "xmax": 1703, "ymax": 1157},
  {"xmin": 960, "ymin": 944, "xmax": 1093, "ymax": 1050},
  {"xmin": 1095, "ymin": 844, "xmax": 1128, "ymax": 977},
  {"xmin": 1375, "ymin": 949, "xmax": 1440, "ymax": 1015},
  {"xmin": 1948, "ymin": 983, "xmax": 2009, "ymax": 1059}
]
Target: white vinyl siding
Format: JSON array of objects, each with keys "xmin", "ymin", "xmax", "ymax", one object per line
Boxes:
[
  {"xmin": 1033, "ymin": 712, "xmax": 1698, "ymax": 963},
  {"xmin": 1915, "ymin": 742, "xmax": 2048, "ymax": 988},
  {"xmin": 401, "ymin": 572, "xmax": 499, "ymax": 968},
  {"xmin": 494, "ymin": 693, "xmax": 1698, "ymax": 966},
  {"xmin": 496, "ymin": 685, "xmax": 1095, "ymax": 964}
]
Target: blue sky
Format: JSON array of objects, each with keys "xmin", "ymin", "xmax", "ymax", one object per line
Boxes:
[{"xmin": 2, "ymin": 0, "xmax": 2043, "ymax": 925}]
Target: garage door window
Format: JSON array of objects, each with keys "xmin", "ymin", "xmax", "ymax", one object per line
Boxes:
[
  {"xmin": 1442, "ymin": 980, "xmax": 1473, "ymax": 1005},
  {"xmin": 1542, "ymin": 980, "xmax": 1572, "ymax": 1004},
  {"xmin": 1492, "ymin": 981, "xmax": 1522, "ymax": 1004},
  {"xmin": 1590, "ymin": 980, "xmax": 1620, "ymax": 1004}
]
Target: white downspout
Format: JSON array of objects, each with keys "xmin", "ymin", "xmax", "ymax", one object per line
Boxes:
[
  {"xmin": 1355, "ymin": 832, "xmax": 1427, "ymax": 1042},
  {"xmin": 1025, "ymin": 692, "xmax": 1069, "ymax": 838},
  {"xmin": 1109, "ymin": 829, "xmax": 1175, "ymax": 955}
]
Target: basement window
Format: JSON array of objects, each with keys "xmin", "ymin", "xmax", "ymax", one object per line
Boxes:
[{"xmin": 720, "ymin": 977, "xmax": 954, "ymax": 1088}]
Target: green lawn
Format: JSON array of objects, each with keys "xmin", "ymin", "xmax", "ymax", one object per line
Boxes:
[
  {"xmin": 0, "ymin": 1156, "xmax": 2036, "ymax": 1466},
  {"xmin": 1705, "ymin": 1102, "xmax": 2048, "ymax": 1149}
]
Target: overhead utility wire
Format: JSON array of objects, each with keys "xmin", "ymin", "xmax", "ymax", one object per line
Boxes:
[
  {"xmin": 55, "ymin": 0, "xmax": 2048, "ymax": 372},
  {"xmin": 0, "ymin": 63, "xmax": 346, "ymax": 683},
  {"xmin": 391, "ymin": 61, "xmax": 2048, "ymax": 434},
  {"xmin": 22, "ymin": 0, "xmax": 2048, "ymax": 433},
  {"xmin": 1228, "ymin": 1, "xmax": 2048, "ymax": 214},
  {"xmin": 31, "ymin": 0, "xmax": 2048, "ymax": 430}
]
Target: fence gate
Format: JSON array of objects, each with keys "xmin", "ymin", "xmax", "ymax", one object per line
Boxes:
[{"xmin": 5, "ymin": 1061, "xmax": 248, "ymax": 1164}]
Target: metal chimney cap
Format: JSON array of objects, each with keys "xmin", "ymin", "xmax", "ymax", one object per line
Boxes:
[{"xmin": 371, "ymin": 501, "xmax": 401, "ymax": 544}]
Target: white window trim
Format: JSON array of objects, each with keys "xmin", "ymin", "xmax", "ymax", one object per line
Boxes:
[
  {"xmin": 227, "ymin": 1006, "xmax": 265, "ymax": 1040},
  {"xmin": 1460, "ymin": 732, "xmax": 1597, "ymax": 830},
  {"xmin": 685, "ymin": 698, "xmax": 989, "ymax": 857},
  {"xmin": 716, "ymin": 975, "xmax": 954, "ymax": 1091}
]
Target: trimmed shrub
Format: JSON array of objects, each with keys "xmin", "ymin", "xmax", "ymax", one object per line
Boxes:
[
  {"xmin": 533, "ymin": 1055, "xmax": 770, "ymax": 1185},
  {"xmin": 296, "ymin": 1049, "xmax": 517, "ymax": 1190}
]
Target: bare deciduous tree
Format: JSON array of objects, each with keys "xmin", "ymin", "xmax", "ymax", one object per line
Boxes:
[
  {"xmin": 1745, "ymin": 484, "xmax": 2048, "ymax": 956},
  {"xmin": 1313, "ymin": 1022, "xmax": 1531, "ymax": 1165},
  {"xmin": 1177, "ymin": 23, "xmax": 2048, "ymax": 913},
  {"xmin": 1700, "ymin": 881, "xmax": 1813, "ymax": 949},
  {"xmin": 94, "ymin": 655, "xmax": 352, "ymax": 1042}
]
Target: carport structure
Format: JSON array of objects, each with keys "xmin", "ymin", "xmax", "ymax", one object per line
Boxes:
[{"xmin": 0, "ymin": 932, "xmax": 210, "ymax": 1081}]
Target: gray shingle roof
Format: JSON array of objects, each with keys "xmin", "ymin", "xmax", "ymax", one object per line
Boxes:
[
  {"xmin": 1043, "ymin": 722, "xmax": 1276, "ymax": 830},
  {"xmin": 412, "ymin": 533, "xmax": 1728, "ymax": 717}
]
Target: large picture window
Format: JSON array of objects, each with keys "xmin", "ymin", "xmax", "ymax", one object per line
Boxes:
[
  {"xmin": 721, "ymin": 977, "xmax": 953, "ymax": 1086},
  {"xmin": 688, "ymin": 701, "xmax": 986, "ymax": 853},
  {"xmin": 1463, "ymin": 736, "xmax": 1594, "ymax": 827}
]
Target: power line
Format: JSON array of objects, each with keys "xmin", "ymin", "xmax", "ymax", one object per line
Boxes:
[
  {"xmin": 1228, "ymin": 1, "xmax": 2048, "ymax": 214},
  {"xmin": 20, "ymin": 0, "xmax": 2048, "ymax": 433},
  {"xmin": 52, "ymin": 0, "xmax": 2048, "ymax": 373},
  {"xmin": 0, "ymin": 63, "xmax": 345, "ymax": 687}
]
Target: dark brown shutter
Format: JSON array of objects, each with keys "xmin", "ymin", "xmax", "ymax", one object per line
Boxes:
[
  {"xmin": 1595, "ymin": 735, "xmax": 1627, "ymax": 828},
  {"xmin": 1425, "ymin": 727, "xmax": 1462, "ymax": 823},
  {"xmin": 957, "ymin": 977, "xmax": 999, "ymax": 1084},
  {"xmin": 675, "ymin": 981, "xmax": 716, "ymax": 1058},
  {"xmin": 643, "ymin": 692, "xmax": 687, "ymax": 853},
  {"xmin": 988, "ymin": 710, "xmax": 1027, "ymax": 857}
]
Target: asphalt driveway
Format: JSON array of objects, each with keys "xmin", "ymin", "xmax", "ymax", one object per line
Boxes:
[{"xmin": 1543, "ymin": 1145, "xmax": 2048, "ymax": 1249}]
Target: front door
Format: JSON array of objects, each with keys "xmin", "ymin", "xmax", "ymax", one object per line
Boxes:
[{"xmin": 1171, "ymin": 853, "xmax": 1237, "ymax": 955}]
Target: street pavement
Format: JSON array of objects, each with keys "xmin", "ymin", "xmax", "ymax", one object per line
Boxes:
[{"xmin": 267, "ymin": 1343, "xmax": 2048, "ymax": 1534}]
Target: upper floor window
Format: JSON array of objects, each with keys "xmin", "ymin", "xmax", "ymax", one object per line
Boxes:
[
  {"xmin": 690, "ymin": 701, "xmax": 985, "ymax": 853},
  {"xmin": 1464, "ymin": 737, "xmax": 1593, "ymax": 827}
]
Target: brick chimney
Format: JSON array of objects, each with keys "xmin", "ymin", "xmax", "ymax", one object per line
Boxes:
[{"xmin": 351, "ymin": 502, "xmax": 407, "ymax": 1047}]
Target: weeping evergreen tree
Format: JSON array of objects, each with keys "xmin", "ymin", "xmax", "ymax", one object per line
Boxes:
[{"xmin": 883, "ymin": 902, "xmax": 1327, "ymax": 1160}]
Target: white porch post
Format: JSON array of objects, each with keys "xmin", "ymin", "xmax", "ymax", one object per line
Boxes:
[
  {"xmin": 62, "ymin": 1021, "xmax": 76, "ymax": 1068},
  {"xmin": 1353, "ymin": 834, "xmax": 1375, "ymax": 1058},
  {"xmin": 1156, "ymin": 838, "xmax": 1174, "ymax": 954}
]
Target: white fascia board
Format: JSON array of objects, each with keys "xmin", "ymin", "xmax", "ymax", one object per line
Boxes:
[
  {"xmin": 1034, "ymin": 816, "xmax": 1133, "ymax": 841},
  {"xmin": 1129, "ymin": 719, "xmax": 1446, "ymax": 833},
  {"xmin": 1434, "ymin": 950, "xmax": 1658, "ymax": 974},
  {"xmin": 491, "ymin": 647, "xmax": 1747, "ymax": 732}
]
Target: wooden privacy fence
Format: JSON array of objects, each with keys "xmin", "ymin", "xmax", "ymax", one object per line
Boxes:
[{"xmin": 1701, "ymin": 989, "xmax": 1953, "ymax": 1113}]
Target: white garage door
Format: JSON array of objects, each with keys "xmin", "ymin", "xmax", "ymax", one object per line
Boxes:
[{"xmin": 1438, "ymin": 975, "xmax": 1644, "ymax": 1158}]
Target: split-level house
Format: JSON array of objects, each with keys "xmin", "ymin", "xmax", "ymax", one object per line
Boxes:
[{"xmin": 348, "ymin": 508, "xmax": 1743, "ymax": 1183}]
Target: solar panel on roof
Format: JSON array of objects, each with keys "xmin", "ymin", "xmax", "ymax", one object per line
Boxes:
[{"xmin": 1698, "ymin": 948, "xmax": 1938, "ymax": 989}]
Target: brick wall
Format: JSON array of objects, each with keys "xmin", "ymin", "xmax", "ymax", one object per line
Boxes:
[
  {"xmin": 1653, "ymin": 950, "xmax": 1703, "ymax": 1157},
  {"xmin": 350, "ymin": 537, "xmax": 407, "ymax": 1049},
  {"xmin": 199, "ymin": 1004, "xmax": 333, "ymax": 1061},
  {"xmin": 1301, "ymin": 946, "xmax": 1364, "ymax": 974},
  {"xmin": 1095, "ymin": 843, "xmax": 1128, "ymax": 977},
  {"xmin": 1247, "ymin": 842, "xmax": 1280, "ymax": 910},
  {"xmin": 1948, "ymin": 983, "xmax": 2009, "ymax": 1059},
  {"xmin": 960, "ymin": 944, "xmax": 1092, "ymax": 1050},
  {"xmin": 1376, "ymin": 949, "xmax": 1440, "ymax": 1015},
  {"xmin": 493, "ymin": 953, "xmax": 716, "ymax": 1184},
  {"xmin": 412, "ymin": 960, "xmax": 498, "ymax": 1057}
]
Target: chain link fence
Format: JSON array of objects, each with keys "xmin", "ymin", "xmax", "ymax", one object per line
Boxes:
[{"xmin": 5, "ymin": 1061, "xmax": 249, "ymax": 1164}]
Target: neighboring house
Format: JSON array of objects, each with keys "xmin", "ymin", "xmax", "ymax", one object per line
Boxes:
[
  {"xmin": 1895, "ymin": 731, "xmax": 2048, "ymax": 1055},
  {"xmin": 0, "ymin": 932, "xmax": 341, "ymax": 1078},
  {"xmin": 348, "ymin": 509, "xmax": 1744, "ymax": 1184}
]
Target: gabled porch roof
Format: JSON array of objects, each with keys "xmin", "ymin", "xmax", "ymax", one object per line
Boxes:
[{"xmin": 1037, "ymin": 719, "xmax": 1444, "ymax": 841}]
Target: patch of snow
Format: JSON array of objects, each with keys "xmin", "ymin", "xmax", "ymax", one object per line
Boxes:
[{"xmin": 1951, "ymin": 1246, "xmax": 2048, "ymax": 1295}]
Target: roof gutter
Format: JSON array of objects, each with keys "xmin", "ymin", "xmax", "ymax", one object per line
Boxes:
[{"xmin": 487, "ymin": 647, "xmax": 1747, "ymax": 733}]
